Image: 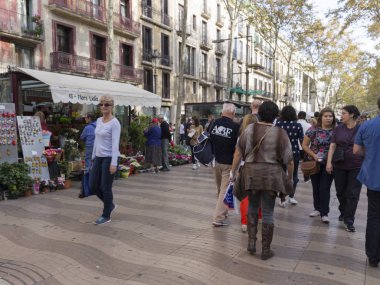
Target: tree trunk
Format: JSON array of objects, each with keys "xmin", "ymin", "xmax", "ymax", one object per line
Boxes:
[
  {"xmin": 174, "ymin": 0, "xmax": 188, "ymax": 144},
  {"xmin": 105, "ymin": 0, "xmax": 114, "ymax": 81},
  {"xmin": 226, "ymin": 19, "xmax": 236, "ymax": 100}
]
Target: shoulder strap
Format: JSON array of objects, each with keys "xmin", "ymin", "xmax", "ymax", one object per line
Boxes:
[{"xmin": 243, "ymin": 124, "xmax": 274, "ymax": 161}]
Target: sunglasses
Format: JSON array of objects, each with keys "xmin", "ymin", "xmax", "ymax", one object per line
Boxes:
[{"xmin": 99, "ymin": 103, "xmax": 113, "ymax": 107}]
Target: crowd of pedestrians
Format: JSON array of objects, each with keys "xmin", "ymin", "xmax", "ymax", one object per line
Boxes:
[{"xmin": 80, "ymin": 94, "xmax": 380, "ymax": 267}]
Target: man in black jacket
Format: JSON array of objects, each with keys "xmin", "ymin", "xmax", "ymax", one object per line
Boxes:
[
  {"xmin": 158, "ymin": 114, "xmax": 171, "ymax": 171},
  {"xmin": 209, "ymin": 103, "xmax": 240, "ymax": 226}
]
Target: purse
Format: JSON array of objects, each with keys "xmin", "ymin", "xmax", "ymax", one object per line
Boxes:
[
  {"xmin": 300, "ymin": 160, "xmax": 320, "ymax": 177},
  {"xmin": 233, "ymin": 125, "xmax": 274, "ymax": 201},
  {"xmin": 282, "ymin": 170, "xmax": 295, "ymax": 196},
  {"xmin": 332, "ymin": 147, "xmax": 345, "ymax": 163}
]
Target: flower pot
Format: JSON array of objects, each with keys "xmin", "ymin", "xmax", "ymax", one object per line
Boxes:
[
  {"xmin": 24, "ymin": 190, "xmax": 32, "ymax": 197},
  {"xmin": 43, "ymin": 187, "xmax": 50, "ymax": 194},
  {"xmin": 64, "ymin": 179, "xmax": 72, "ymax": 189}
]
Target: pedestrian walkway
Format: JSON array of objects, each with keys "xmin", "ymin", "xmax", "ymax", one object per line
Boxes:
[{"xmin": 0, "ymin": 165, "xmax": 378, "ymax": 285}]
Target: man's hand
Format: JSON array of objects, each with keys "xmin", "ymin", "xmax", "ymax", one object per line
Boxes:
[
  {"xmin": 229, "ymin": 170, "xmax": 235, "ymax": 182},
  {"xmin": 326, "ymin": 162, "xmax": 333, "ymax": 174},
  {"xmin": 110, "ymin": 165, "xmax": 117, "ymax": 175}
]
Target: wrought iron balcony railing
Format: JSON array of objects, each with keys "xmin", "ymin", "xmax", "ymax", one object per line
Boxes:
[
  {"xmin": 142, "ymin": 3, "xmax": 172, "ymax": 28},
  {"xmin": 0, "ymin": 8, "xmax": 44, "ymax": 40},
  {"xmin": 49, "ymin": 0, "xmax": 106, "ymax": 22}
]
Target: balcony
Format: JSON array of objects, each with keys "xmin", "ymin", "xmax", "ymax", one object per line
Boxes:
[
  {"xmin": 216, "ymin": 15, "xmax": 224, "ymax": 27},
  {"xmin": 214, "ymin": 75, "xmax": 227, "ymax": 86},
  {"xmin": 214, "ymin": 43, "xmax": 226, "ymax": 56},
  {"xmin": 175, "ymin": 21, "xmax": 191, "ymax": 37},
  {"xmin": 199, "ymin": 72, "xmax": 211, "ymax": 84},
  {"xmin": 201, "ymin": 6, "xmax": 211, "ymax": 19},
  {"xmin": 160, "ymin": 55, "xmax": 172, "ymax": 67},
  {"xmin": 50, "ymin": 51, "xmax": 143, "ymax": 84},
  {"xmin": 0, "ymin": 8, "xmax": 44, "ymax": 43},
  {"xmin": 142, "ymin": 49, "xmax": 152, "ymax": 62},
  {"xmin": 49, "ymin": 0, "xmax": 106, "ymax": 22},
  {"xmin": 200, "ymin": 35, "xmax": 213, "ymax": 51},
  {"xmin": 114, "ymin": 14, "xmax": 141, "ymax": 38},
  {"xmin": 184, "ymin": 66, "xmax": 196, "ymax": 77},
  {"xmin": 141, "ymin": 3, "xmax": 172, "ymax": 29}
]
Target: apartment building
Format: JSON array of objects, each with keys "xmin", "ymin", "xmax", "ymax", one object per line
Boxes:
[{"xmin": 0, "ymin": 0, "xmax": 317, "ymax": 118}]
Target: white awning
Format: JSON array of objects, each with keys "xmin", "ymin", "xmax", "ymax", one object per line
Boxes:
[{"xmin": 15, "ymin": 67, "xmax": 161, "ymax": 108}]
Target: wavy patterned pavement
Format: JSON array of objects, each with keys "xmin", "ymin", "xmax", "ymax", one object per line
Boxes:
[{"xmin": 0, "ymin": 165, "xmax": 379, "ymax": 285}]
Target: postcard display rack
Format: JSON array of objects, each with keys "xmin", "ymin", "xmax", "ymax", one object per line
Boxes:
[
  {"xmin": 17, "ymin": 116, "xmax": 50, "ymax": 180},
  {"xmin": 0, "ymin": 103, "xmax": 18, "ymax": 163}
]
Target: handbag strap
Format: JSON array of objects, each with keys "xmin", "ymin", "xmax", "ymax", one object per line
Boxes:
[{"xmin": 243, "ymin": 124, "xmax": 274, "ymax": 161}]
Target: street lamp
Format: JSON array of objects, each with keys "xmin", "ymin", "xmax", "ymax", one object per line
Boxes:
[{"xmin": 150, "ymin": 49, "xmax": 161, "ymax": 94}]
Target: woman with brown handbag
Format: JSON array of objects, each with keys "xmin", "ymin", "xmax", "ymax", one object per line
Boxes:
[{"xmin": 302, "ymin": 107, "xmax": 336, "ymax": 224}]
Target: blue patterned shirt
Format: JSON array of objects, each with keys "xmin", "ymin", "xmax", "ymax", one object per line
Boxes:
[{"xmin": 275, "ymin": 120, "xmax": 304, "ymax": 155}]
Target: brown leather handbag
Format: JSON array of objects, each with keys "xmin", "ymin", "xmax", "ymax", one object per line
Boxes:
[{"xmin": 300, "ymin": 160, "xmax": 320, "ymax": 177}]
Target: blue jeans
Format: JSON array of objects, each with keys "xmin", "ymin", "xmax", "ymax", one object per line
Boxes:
[
  {"xmin": 366, "ymin": 189, "xmax": 380, "ymax": 263},
  {"xmin": 84, "ymin": 146, "xmax": 93, "ymax": 173},
  {"xmin": 89, "ymin": 157, "xmax": 115, "ymax": 219},
  {"xmin": 161, "ymin": 138, "xmax": 170, "ymax": 170},
  {"xmin": 248, "ymin": 190, "xmax": 276, "ymax": 224},
  {"xmin": 310, "ymin": 164, "xmax": 333, "ymax": 216}
]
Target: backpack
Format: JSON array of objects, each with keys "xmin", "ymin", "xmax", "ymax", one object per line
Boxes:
[{"xmin": 193, "ymin": 131, "xmax": 214, "ymax": 166}]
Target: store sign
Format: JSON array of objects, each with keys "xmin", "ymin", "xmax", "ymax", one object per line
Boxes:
[
  {"xmin": 17, "ymin": 116, "xmax": 50, "ymax": 180},
  {"xmin": 0, "ymin": 103, "xmax": 18, "ymax": 163}
]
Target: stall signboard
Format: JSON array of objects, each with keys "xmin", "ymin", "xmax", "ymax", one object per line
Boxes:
[
  {"xmin": 0, "ymin": 103, "xmax": 18, "ymax": 163},
  {"xmin": 17, "ymin": 116, "xmax": 50, "ymax": 180}
]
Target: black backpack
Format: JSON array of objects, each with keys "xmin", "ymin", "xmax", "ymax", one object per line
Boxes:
[{"xmin": 193, "ymin": 131, "xmax": 214, "ymax": 166}]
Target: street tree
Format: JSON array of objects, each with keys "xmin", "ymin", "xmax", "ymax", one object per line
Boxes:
[
  {"xmin": 174, "ymin": 0, "xmax": 188, "ymax": 144},
  {"xmin": 247, "ymin": 0, "xmax": 311, "ymax": 101},
  {"xmin": 220, "ymin": 0, "xmax": 249, "ymax": 98},
  {"xmin": 105, "ymin": 0, "xmax": 114, "ymax": 81},
  {"xmin": 331, "ymin": 0, "xmax": 380, "ymax": 43}
]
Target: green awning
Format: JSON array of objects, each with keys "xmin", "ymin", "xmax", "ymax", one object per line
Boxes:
[
  {"xmin": 230, "ymin": 87, "xmax": 245, "ymax": 94},
  {"xmin": 247, "ymin": 90, "xmax": 265, "ymax": 95}
]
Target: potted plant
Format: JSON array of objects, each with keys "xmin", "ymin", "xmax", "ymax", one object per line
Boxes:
[
  {"xmin": 0, "ymin": 162, "xmax": 33, "ymax": 199},
  {"xmin": 58, "ymin": 161, "xmax": 72, "ymax": 189}
]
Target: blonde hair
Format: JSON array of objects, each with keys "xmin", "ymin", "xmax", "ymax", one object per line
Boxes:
[
  {"xmin": 239, "ymin": 114, "xmax": 258, "ymax": 134},
  {"xmin": 99, "ymin": 95, "xmax": 114, "ymax": 105},
  {"xmin": 34, "ymin": 111, "xmax": 45, "ymax": 123}
]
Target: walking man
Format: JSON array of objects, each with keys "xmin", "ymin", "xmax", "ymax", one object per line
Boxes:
[
  {"xmin": 210, "ymin": 103, "xmax": 240, "ymax": 226},
  {"xmin": 354, "ymin": 95, "xmax": 380, "ymax": 267},
  {"xmin": 158, "ymin": 114, "xmax": 171, "ymax": 171}
]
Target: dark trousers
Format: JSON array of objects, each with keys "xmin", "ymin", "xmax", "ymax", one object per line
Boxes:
[
  {"xmin": 191, "ymin": 145, "xmax": 196, "ymax": 164},
  {"xmin": 366, "ymin": 189, "xmax": 380, "ymax": 262},
  {"xmin": 333, "ymin": 168, "xmax": 362, "ymax": 225},
  {"xmin": 180, "ymin": 134, "xmax": 185, "ymax": 145},
  {"xmin": 280, "ymin": 154, "xmax": 300, "ymax": 201},
  {"xmin": 89, "ymin": 157, "xmax": 115, "ymax": 219},
  {"xmin": 310, "ymin": 164, "xmax": 333, "ymax": 216}
]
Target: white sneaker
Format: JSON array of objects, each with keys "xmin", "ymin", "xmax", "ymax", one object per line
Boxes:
[
  {"xmin": 288, "ymin": 197, "xmax": 298, "ymax": 205},
  {"xmin": 321, "ymin": 216, "xmax": 330, "ymax": 223},
  {"xmin": 196, "ymin": 161, "xmax": 200, "ymax": 167},
  {"xmin": 192, "ymin": 164, "xmax": 197, "ymax": 170},
  {"xmin": 278, "ymin": 200, "xmax": 286, "ymax": 208},
  {"xmin": 241, "ymin": 224, "xmax": 247, "ymax": 233},
  {"xmin": 309, "ymin": 210, "xmax": 320, "ymax": 217}
]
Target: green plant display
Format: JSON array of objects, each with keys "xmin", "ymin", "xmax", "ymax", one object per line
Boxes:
[
  {"xmin": 127, "ymin": 115, "xmax": 151, "ymax": 154},
  {"xmin": 0, "ymin": 162, "xmax": 33, "ymax": 198}
]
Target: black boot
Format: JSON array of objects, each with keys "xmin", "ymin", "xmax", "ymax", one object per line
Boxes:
[
  {"xmin": 261, "ymin": 223, "xmax": 274, "ymax": 260},
  {"xmin": 247, "ymin": 213, "xmax": 258, "ymax": 254}
]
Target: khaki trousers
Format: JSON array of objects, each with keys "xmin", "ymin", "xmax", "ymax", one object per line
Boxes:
[{"xmin": 213, "ymin": 162, "xmax": 231, "ymax": 222}]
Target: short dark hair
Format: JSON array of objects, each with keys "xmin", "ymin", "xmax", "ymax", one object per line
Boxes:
[
  {"xmin": 342, "ymin": 105, "xmax": 360, "ymax": 119},
  {"xmin": 86, "ymin": 113, "xmax": 95, "ymax": 122},
  {"xmin": 378, "ymin": 95, "xmax": 380, "ymax": 109},
  {"xmin": 298, "ymin": 111, "xmax": 306, "ymax": 119},
  {"xmin": 317, "ymin": 107, "xmax": 336, "ymax": 128},
  {"xmin": 192, "ymin": 116, "xmax": 200, "ymax": 127},
  {"xmin": 258, "ymin": 101, "xmax": 279, "ymax": 123},
  {"xmin": 280, "ymin": 105, "xmax": 297, "ymax": 121},
  {"xmin": 314, "ymin": 111, "xmax": 320, "ymax": 118}
]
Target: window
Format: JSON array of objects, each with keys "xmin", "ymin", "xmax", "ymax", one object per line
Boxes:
[
  {"xmin": 201, "ymin": 53, "xmax": 207, "ymax": 77},
  {"xmin": 15, "ymin": 46, "xmax": 34, "ymax": 68},
  {"xmin": 202, "ymin": 86, "xmax": 207, "ymax": 102},
  {"xmin": 56, "ymin": 24, "xmax": 74, "ymax": 53},
  {"xmin": 120, "ymin": 0, "xmax": 130, "ymax": 19},
  {"xmin": 144, "ymin": 68, "xmax": 153, "ymax": 92},
  {"xmin": 161, "ymin": 33, "xmax": 170, "ymax": 66},
  {"xmin": 143, "ymin": 0, "xmax": 152, "ymax": 18},
  {"xmin": 202, "ymin": 21, "xmax": 207, "ymax": 42},
  {"xmin": 182, "ymin": 45, "xmax": 196, "ymax": 76},
  {"xmin": 92, "ymin": 34, "xmax": 106, "ymax": 60},
  {"xmin": 259, "ymin": 80, "xmax": 262, "ymax": 91},
  {"xmin": 216, "ymin": 89, "xmax": 221, "ymax": 101},
  {"xmin": 178, "ymin": 4, "xmax": 184, "ymax": 23},
  {"xmin": 254, "ymin": 78, "xmax": 257, "ymax": 90},
  {"xmin": 193, "ymin": 15, "xmax": 197, "ymax": 30},
  {"xmin": 216, "ymin": 58, "xmax": 221, "ymax": 83},
  {"xmin": 239, "ymin": 40, "xmax": 243, "ymax": 61},
  {"xmin": 121, "ymin": 44, "xmax": 133, "ymax": 66},
  {"xmin": 162, "ymin": 0, "xmax": 168, "ymax": 15},
  {"xmin": 142, "ymin": 26, "xmax": 152, "ymax": 61},
  {"xmin": 162, "ymin": 72, "xmax": 170, "ymax": 99},
  {"xmin": 238, "ymin": 66, "xmax": 242, "ymax": 85},
  {"xmin": 193, "ymin": 81, "xmax": 197, "ymax": 94}
]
